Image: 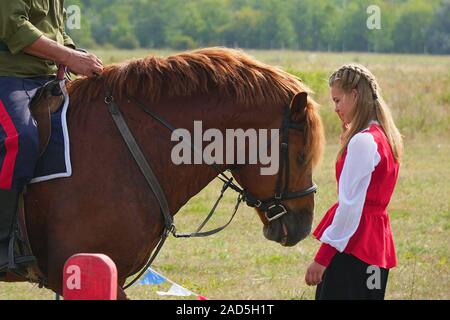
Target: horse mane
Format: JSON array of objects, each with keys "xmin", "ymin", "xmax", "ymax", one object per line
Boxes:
[{"xmin": 67, "ymin": 47, "xmax": 324, "ymax": 167}]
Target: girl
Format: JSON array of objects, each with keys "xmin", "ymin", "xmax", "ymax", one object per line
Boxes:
[{"xmin": 304, "ymin": 64, "xmax": 403, "ymax": 300}]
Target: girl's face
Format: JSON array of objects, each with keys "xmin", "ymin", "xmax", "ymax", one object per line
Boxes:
[{"xmin": 330, "ymin": 85, "xmax": 357, "ymax": 124}]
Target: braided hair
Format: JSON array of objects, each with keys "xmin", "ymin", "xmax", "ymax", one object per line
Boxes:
[
  {"xmin": 329, "ymin": 63, "xmax": 403, "ymax": 161},
  {"xmin": 329, "ymin": 64, "xmax": 379, "ymax": 100}
]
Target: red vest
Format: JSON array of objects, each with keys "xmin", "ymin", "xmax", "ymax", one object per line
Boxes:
[{"xmin": 313, "ymin": 124, "xmax": 399, "ymax": 269}]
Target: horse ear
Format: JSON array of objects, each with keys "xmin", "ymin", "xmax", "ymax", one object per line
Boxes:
[{"xmin": 289, "ymin": 92, "xmax": 308, "ymax": 122}]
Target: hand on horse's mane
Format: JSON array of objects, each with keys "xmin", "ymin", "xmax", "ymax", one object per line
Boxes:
[{"xmin": 64, "ymin": 50, "xmax": 103, "ymax": 78}]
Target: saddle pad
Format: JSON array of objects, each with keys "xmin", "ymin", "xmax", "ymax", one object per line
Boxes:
[{"xmin": 30, "ymin": 80, "xmax": 72, "ymax": 183}]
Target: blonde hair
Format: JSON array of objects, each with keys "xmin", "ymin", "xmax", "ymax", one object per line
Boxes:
[{"xmin": 329, "ymin": 64, "xmax": 403, "ymax": 162}]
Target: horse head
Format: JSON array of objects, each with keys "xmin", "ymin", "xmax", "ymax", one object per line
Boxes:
[{"xmin": 231, "ymin": 92, "xmax": 324, "ymax": 246}]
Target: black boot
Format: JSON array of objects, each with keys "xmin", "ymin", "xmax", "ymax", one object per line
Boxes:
[{"xmin": 0, "ymin": 189, "xmax": 36, "ymax": 273}]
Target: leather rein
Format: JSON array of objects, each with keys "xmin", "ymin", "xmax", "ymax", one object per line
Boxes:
[{"xmin": 103, "ymin": 90, "xmax": 317, "ymax": 289}]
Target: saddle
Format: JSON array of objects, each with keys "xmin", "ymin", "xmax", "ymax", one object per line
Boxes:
[{"xmin": 29, "ymin": 79, "xmax": 65, "ymax": 156}]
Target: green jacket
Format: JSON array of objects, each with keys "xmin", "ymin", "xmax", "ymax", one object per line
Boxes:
[{"xmin": 0, "ymin": 0, "xmax": 75, "ymax": 77}]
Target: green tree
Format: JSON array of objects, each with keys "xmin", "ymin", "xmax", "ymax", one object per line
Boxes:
[
  {"xmin": 366, "ymin": 0, "xmax": 397, "ymax": 52},
  {"xmin": 61, "ymin": 0, "xmax": 449, "ymax": 54},
  {"xmin": 426, "ymin": 0, "xmax": 450, "ymax": 54},
  {"xmin": 222, "ymin": 6, "xmax": 263, "ymax": 48},
  {"xmin": 337, "ymin": 1, "xmax": 372, "ymax": 52},
  {"xmin": 257, "ymin": 0, "xmax": 297, "ymax": 49},
  {"xmin": 133, "ymin": 0, "xmax": 169, "ymax": 48},
  {"xmin": 289, "ymin": 0, "xmax": 340, "ymax": 51},
  {"xmin": 393, "ymin": 1, "xmax": 434, "ymax": 53},
  {"xmin": 194, "ymin": 0, "xmax": 232, "ymax": 46}
]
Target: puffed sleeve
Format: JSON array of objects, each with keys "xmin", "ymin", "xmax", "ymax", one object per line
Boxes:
[{"xmin": 0, "ymin": 0, "xmax": 43, "ymax": 54}]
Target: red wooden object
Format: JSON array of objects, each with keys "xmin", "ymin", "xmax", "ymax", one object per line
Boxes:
[{"xmin": 63, "ymin": 253, "xmax": 117, "ymax": 300}]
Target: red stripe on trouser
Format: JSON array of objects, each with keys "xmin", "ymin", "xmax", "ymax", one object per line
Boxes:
[{"xmin": 0, "ymin": 99, "xmax": 19, "ymax": 189}]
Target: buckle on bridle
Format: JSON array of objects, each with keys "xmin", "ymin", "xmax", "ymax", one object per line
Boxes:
[
  {"xmin": 104, "ymin": 95, "xmax": 114, "ymax": 104},
  {"xmin": 265, "ymin": 204, "xmax": 288, "ymax": 222}
]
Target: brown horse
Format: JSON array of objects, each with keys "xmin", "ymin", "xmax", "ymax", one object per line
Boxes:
[{"xmin": 2, "ymin": 47, "xmax": 324, "ymax": 299}]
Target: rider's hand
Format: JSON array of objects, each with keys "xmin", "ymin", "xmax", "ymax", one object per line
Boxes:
[{"xmin": 63, "ymin": 50, "xmax": 103, "ymax": 77}]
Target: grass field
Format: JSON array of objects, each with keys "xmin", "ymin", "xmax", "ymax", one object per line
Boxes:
[{"xmin": 0, "ymin": 49, "xmax": 448, "ymax": 300}]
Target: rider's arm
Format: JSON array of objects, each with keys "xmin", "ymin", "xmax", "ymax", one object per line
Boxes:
[
  {"xmin": 22, "ymin": 35, "xmax": 72, "ymax": 66},
  {"xmin": 23, "ymin": 36, "xmax": 103, "ymax": 77},
  {"xmin": 0, "ymin": 0, "xmax": 43, "ymax": 54},
  {"xmin": 0, "ymin": 0, "xmax": 102, "ymax": 77}
]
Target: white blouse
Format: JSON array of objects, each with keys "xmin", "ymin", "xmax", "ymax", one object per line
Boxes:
[{"xmin": 319, "ymin": 125, "xmax": 381, "ymax": 252}]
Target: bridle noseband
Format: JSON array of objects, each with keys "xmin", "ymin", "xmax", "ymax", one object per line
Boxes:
[{"xmin": 103, "ymin": 90, "xmax": 317, "ymax": 288}]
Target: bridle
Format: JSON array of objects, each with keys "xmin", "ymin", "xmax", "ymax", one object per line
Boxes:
[
  {"xmin": 103, "ymin": 90, "xmax": 317, "ymax": 288},
  {"xmin": 240, "ymin": 105, "xmax": 317, "ymax": 223}
]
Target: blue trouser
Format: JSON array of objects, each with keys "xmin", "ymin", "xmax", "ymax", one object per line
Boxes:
[{"xmin": 0, "ymin": 76, "xmax": 52, "ymax": 191}]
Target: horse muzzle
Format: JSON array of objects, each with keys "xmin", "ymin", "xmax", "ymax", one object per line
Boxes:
[{"xmin": 262, "ymin": 209, "xmax": 313, "ymax": 246}]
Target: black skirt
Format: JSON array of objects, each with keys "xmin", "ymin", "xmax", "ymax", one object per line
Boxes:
[{"xmin": 315, "ymin": 252, "xmax": 390, "ymax": 300}]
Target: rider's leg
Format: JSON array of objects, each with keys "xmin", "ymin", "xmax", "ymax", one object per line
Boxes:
[{"xmin": 0, "ymin": 77, "xmax": 44, "ymax": 272}]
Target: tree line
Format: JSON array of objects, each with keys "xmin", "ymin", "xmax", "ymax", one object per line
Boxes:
[{"xmin": 65, "ymin": 0, "xmax": 450, "ymax": 54}]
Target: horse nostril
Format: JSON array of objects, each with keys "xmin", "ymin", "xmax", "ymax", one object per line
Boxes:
[{"xmin": 263, "ymin": 220, "xmax": 282, "ymax": 243}]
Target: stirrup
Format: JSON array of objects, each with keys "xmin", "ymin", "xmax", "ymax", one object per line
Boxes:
[
  {"xmin": 0, "ymin": 255, "xmax": 36, "ymax": 273},
  {"xmin": 7, "ymin": 231, "xmax": 36, "ymax": 271}
]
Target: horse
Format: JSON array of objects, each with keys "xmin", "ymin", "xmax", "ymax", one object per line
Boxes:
[{"xmin": 1, "ymin": 47, "xmax": 324, "ymax": 299}]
